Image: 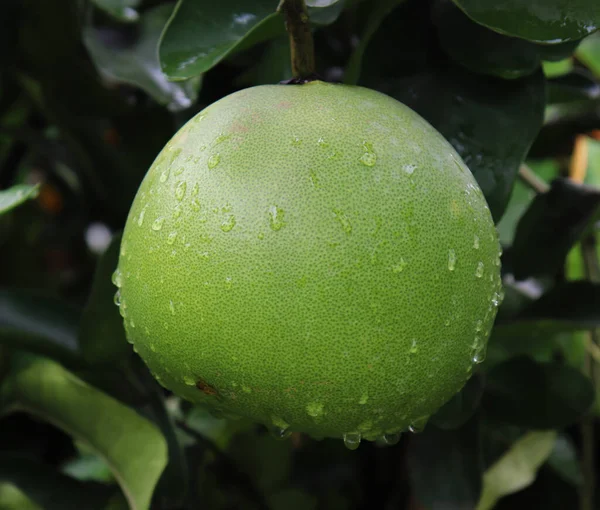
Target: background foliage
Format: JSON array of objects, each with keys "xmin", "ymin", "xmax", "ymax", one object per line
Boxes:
[{"xmin": 1, "ymin": 0, "xmax": 600, "ymax": 509}]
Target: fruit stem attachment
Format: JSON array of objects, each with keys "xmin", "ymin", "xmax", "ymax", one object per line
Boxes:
[{"xmin": 277, "ymin": 0, "xmax": 316, "ymax": 80}]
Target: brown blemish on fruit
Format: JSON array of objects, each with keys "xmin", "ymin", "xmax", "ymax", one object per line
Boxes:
[
  {"xmin": 276, "ymin": 101, "xmax": 293, "ymax": 110},
  {"xmin": 230, "ymin": 121, "xmax": 249, "ymax": 134},
  {"xmin": 196, "ymin": 379, "xmax": 219, "ymax": 397}
]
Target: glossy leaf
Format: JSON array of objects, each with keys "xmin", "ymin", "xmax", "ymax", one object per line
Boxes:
[
  {"xmin": 159, "ymin": 0, "xmax": 283, "ymax": 80},
  {"xmin": 90, "ymin": 0, "xmax": 140, "ymax": 22},
  {"xmin": 84, "ymin": 4, "xmax": 200, "ymax": 112},
  {"xmin": 477, "ymin": 431, "xmax": 557, "ymax": 510},
  {"xmin": 0, "ymin": 184, "xmax": 39, "ymax": 216},
  {"xmin": 0, "ymin": 453, "xmax": 120, "ymax": 510},
  {"xmin": 431, "ymin": 374, "xmax": 484, "ymax": 430},
  {"xmin": 408, "ymin": 417, "xmax": 483, "ymax": 510},
  {"xmin": 0, "ymin": 354, "xmax": 168, "ymax": 510},
  {"xmin": 0, "ymin": 290, "xmax": 82, "ymax": 367},
  {"xmin": 306, "ymin": 0, "xmax": 340, "ymax": 6},
  {"xmin": 482, "ymin": 357, "xmax": 595, "ymax": 428},
  {"xmin": 452, "ymin": 0, "xmax": 600, "ymax": 44},
  {"xmin": 547, "ymin": 70, "xmax": 600, "ymax": 104},
  {"xmin": 576, "ymin": 32, "xmax": 600, "ymax": 76},
  {"xmin": 508, "ymin": 178, "xmax": 600, "ymax": 279},
  {"xmin": 79, "ymin": 233, "xmax": 130, "ymax": 365}
]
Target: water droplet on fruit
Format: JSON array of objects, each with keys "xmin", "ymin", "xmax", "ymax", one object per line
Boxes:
[
  {"xmin": 409, "ymin": 338, "xmax": 418, "ymax": 354},
  {"xmin": 220, "ymin": 215, "xmax": 236, "ymax": 232},
  {"xmin": 306, "ymin": 402, "xmax": 324, "ymax": 419},
  {"xmin": 408, "ymin": 416, "xmax": 428, "ymax": 433},
  {"xmin": 448, "ymin": 249, "xmax": 456, "ymax": 271},
  {"xmin": 475, "ymin": 262, "xmax": 484, "ymax": 278},
  {"xmin": 129, "ymin": 319, "xmax": 135, "ymax": 328},
  {"xmin": 173, "ymin": 205, "xmax": 182, "ymax": 219},
  {"xmin": 183, "ymin": 375, "xmax": 195, "ymax": 386},
  {"xmin": 403, "ymin": 164, "xmax": 417, "ymax": 175},
  {"xmin": 167, "ymin": 231, "xmax": 178, "ymax": 245},
  {"xmin": 268, "ymin": 205, "xmax": 286, "ymax": 231},
  {"xmin": 269, "ymin": 425, "xmax": 292, "ymax": 440},
  {"xmin": 152, "ymin": 217, "xmax": 164, "ymax": 231},
  {"xmin": 111, "ymin": 269, "xmax": 122, "ymax": 288},
  {"xmin": 383, "ymin": 433, "xmax": 401, "ymax": 445},
  {"xmin": 471, "ymin": 336, "xmax": 486, "ymax": 364},
  {"xmin": 137, "ymin": 206, "xmax": 147, "ymax": 227},
  {"xmin": 173, "ymin": 165, "xmax": 185, "ymax": 176},
  {"xmin": 359, "ymin": 393, "xmax": 369, "ymax": 405},
  {"xmin": 475, "ymin": 319, "xmax": 483, "ymax": 332},
  {"xmin": 191, "ymin": 183, "xmax": 199, "ymax": 196},
  {"xmin": 333, "ymin": 209, "xmax": 352, "ymax": 234},
  {"xmin": 113, "ymin": 290, "xmax": 121, "ymax": 306},
  {"xmin": 214, "ymin": 132, "xmax": 229, "ymax": 144},
  {"xmin": 317, "ymin": 137, "xmax": 329, "ymax": 148},
  {"xmin": 359, "ymin": 141, "xmax": 377, "ymax": 167},
  {"xmin": 309, "ymin": 169, "xmax": 320, "ymax": 188},
  {"xmin": 257, "ymin": 232, "xmax": 265, "ymax": 240},
  {"xmin": 207, "ymin": 154, "xmax": 220, "ymax": 169},
  {"xmin": 392, "ymin": 258, "xmax": 407, "ymax": 273},
  {"xmin": 159, "ymin": 167, "xmax": 170, "ymax": 183},
  {"xmin": 175, "ymin": 181, "xmax": 187, "ymax": 201},
  {"xmin": 291, "ymin": 135, "xmax": 302, "ymax": 146},
  {"xmin": 343, "ymin": 432, "xmax": 362, "ymax": 450},
  {"xmin": 473, "ymin": 235, "xmax": 480, "ymax": 249},
  {"xmin": 169, "ymin": 300, "xmax": 176, "ymax": 315}
]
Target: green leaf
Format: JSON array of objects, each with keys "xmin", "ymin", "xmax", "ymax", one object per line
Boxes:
[
  {"xmin": 476, "ymin": 431, "xmax": 557, "ymax": 510},
  {"xmin": 306, "ymin": 0, "xmax": 340, "ymax": 6},
  {"xmin": 0, "ymin": 184, "xmax": 39, "ymax": 216},
  {"xmin": 79, "ymin": 233, "xmax": 130, "ymax": 365},
  {"xmin": 434, "ymin": 0, "xmax": 562, "ymax": 79},
  {"xmin": 508, "ymin": 178, "xmax": 600, "ymax": 279},
  {"xmin": 482, "ymin": 357, "xmax": 595, "ymax": 428},
  {"xmin": 542, "ymin": 59, "xmax": 574, "ymax": 78},
  {"xmin": 408, "ymin": 417, "xmax": 483, "ymax": 510},
  {"xmin": 452, "ymin": 0, "xmax": 600, "ymax": 44},
  {"xmin": 0, "ymin": 453, "xmax": 120, "ymax": 510},
  {"xmin": 0, "ymin": 483, "xmax": 42, "ymax": 510},
  {"xmin": 577, "ymin": 32, "xmax": 600, "ymax": 76},
  {"xmin": 0, "ymin": 290, "xmax": 82, "ymax": 367},
  {"xmin": 90, "ymin": 0, "xmax": 140, "ymax": 22},
  {"xmin": 547, "ymin": 70, "xmax": 600, "ymax": 104},
  {"xmin": 0, "ymin": 354, "xmax": 168, "ymax": 510},
  {"xmin": 431, "ymin": 374, "xmax": 484, "ymax": 430},
  {"xmin": 547, "ymin": 435, "xmax": 583, "ymax": 486},
  {"xmin": 159, "ymin": 0, "xmax": 283, "ymax": 80},
  {"xmin": 84, "ymin": 4, "xmax": 200, "ymax": 111}
]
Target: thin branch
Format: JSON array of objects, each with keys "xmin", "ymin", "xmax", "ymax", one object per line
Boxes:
[
  {"xmin": 277, "ymin": 0, "xmax": 316, "ymax": 79},
  {"xmin": 518, "ymin": 164, "xmax": 550, "ymax": 194}
]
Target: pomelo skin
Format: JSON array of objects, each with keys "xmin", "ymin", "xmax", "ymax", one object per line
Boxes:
[{"xmin": 114, "ymin": 81, "xmax": 502, "ymax": 446}]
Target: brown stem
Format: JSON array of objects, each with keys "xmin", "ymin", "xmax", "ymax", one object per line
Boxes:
[
  {"xmin": 518, "ymin": 164, "xmax": 550, "ymax": 194},
  {"xmin": 277, "ymin": 0, "xmax": 316, "ymax": 79}
]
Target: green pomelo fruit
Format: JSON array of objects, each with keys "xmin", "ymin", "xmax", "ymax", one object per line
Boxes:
[{"xmin": 115, "ymin": 81, "xmax": 502, "ymax": 445}]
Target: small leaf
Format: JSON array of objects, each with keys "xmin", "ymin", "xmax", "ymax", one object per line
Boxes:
[
  {"xmin": 508, "ymin": 178, "xmax": 600, "ymax": 279},
  {"xmin": 0, "ymin": 290, "xmax": 82, "ymax": 367},
  {"xmin": 84, "ymin": 4, "xmax": 200, "ymax": 111},
  {"xmin": 0, "ymin": 483, "xmax": 43, "ymax": 510},
  {"xmin": 79, "ymin": 233, "xmax": 130, "ymax": 365},
  {"xmin": 0, "ymin": 184, "xmax": 39, "ymax": 216},
  {"xmin": 577, "ymin": 32, "xmax": 600, "ymax": 76},
  {"xmin": 476, "ymin": 431, "xmax": 557, "ymax": 510},
  {"xmin": 408, "ymin": 417, "xmax": 483, "ymax": 510},
  {"xmin": 482, "ymin": 357, "xmax": 595, "ymax": 428},
  {"xmin": 90, "ymin": 0, "xmax": 140, "ymax": 22},
  {"xmin": 431, "ymin": 374, "xmax": 484, "ymax": 430},
  {"xmin": 0, "ymin": 453, "xmax": 120, "ymax": 510},
  {"xmin": 452, "ymin": 0, "xmax": 600, "ymax": 44},
  {"xmin": 159, "ymin": 0, "xmax": 283, "ymax": 80},
  {"xmin": 547, "ymin": 435, "xmax": 583, "ymax": 486},
  {"xmin": 0, "ymin": 354, "xmax": 168, "ymax": 510}
]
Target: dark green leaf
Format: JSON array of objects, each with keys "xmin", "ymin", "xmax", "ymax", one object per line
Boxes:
[
  {"xmin": 79, "ymin": 233, "xmax": 130, "ymax": 365},
  {"xmin": 0, "ymin": 290, "xmax": 82, "ymax": 367},
  {"xmin": 308, "ymin": 0, "xmax": 347, "ymax": 26},
  {"xmin": 431, "ymin": 374, "xmax": 484, "ymax": 430},
  {"xmin": 306, "ymin": 0, "xmax": 340, "ymax": 6},
  {"xmin": 84, "ymin": 4, "xmax": 200, "ymax": 111},
  {"xmin": 159, "ymin": 0, "xmax": 283, "ymax": 80},
  {"xmin": 0, "ymin": 354, "xmax": 168, "ymax": 510},
  {"xmin": 515, "ymin": 281, "xmax": 600, "ymax": 330},
  {"xmin": 407, "ymin": 417, "xmax": 483, "ymax": 510},
  {"xmin": 0, "ymin": 483, "xmax": 42, "ymax": 510},
  {"xmin": 361, "ymin": 3, "xmax": 546, "ymax": 220},
  {"xmin": 452, "ymin": 0, "xmax": 600, "ymax": 43},
  {"xmin": 547, "ymin": 70, "xmax": 600, "ymax": 104},
  {"xmin": 508, "ymin": 178, "xmax": 600, "ymax": 279},
  {"xmin": 482, "ymin": 357, "xmax": 595, "ymax": 428},
  {"xmin": 478, "ymin": 431, "xmax": 557, "ymax": 510},
  {"xmin": 576, "ymin": 32, "xmax": 600, "ymax": 75},
  {"xmin": 0, "ymin": 185, "xmax": 39, "ymax": 216},
  {"xmin": 0, "ymin": 453, "xmax": 120, "ymax": 510},
  {"xmin": 90, "ymin": 0, "xmax": 140, "ymax": 22}
]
